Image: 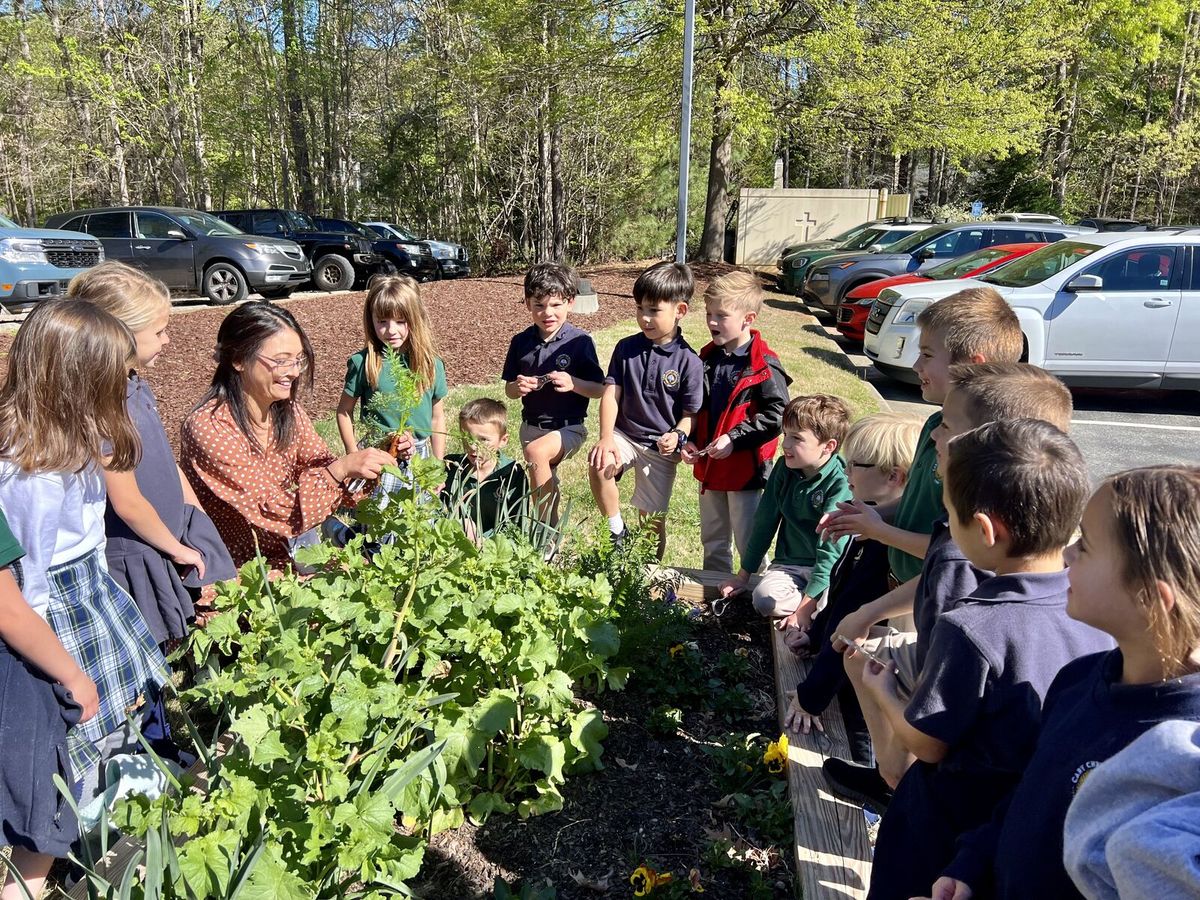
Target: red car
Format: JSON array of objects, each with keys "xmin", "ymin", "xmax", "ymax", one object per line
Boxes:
[{"xmin": 835, "ymin": 243, "xmax": 1046, "ymax": 343}]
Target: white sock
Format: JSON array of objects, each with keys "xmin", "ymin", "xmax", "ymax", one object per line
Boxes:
[{"xmin": 608, "ymin": 514, "xmax": 625, "ymax": 534}]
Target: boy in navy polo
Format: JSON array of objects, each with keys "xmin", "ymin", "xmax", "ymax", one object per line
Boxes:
[
  {"xmin": 588, "ymin": 261, "xmax": 703, "ymax": 560},
  {"xmin": 681, "ymin": 271, "xmax": 790, "ymax": 573},
  {"xmin": 859, "ymin": 419, "xmax": 1112, "ymax": 900},
  {"xmin": 718, "ymin": 394, "xmax": 853, "ymax": 625},
  {"xmin": 503, "ymin": 263, "xmax": 605, "ymax": 522}
]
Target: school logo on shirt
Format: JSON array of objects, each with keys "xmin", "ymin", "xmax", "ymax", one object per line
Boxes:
[
  {"xmin": 811, "ymin": 488, "xmax": 825, "ymax": 509},
  {"xmin": 1070, "ymin": 760, "xmax": 1100, "ymax": 795},
  {"xmin": 556, "ymin": 353, "xmax": 571, "ymax": 369},
  {"xmin": 931, "ymin": 454, "xmax": 942, "ymax": 485},
  {"xmin": 662, "ymin": 369, "xmax": 680, "ymax": 389}
]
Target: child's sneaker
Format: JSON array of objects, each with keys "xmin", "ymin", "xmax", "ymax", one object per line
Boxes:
[{"xmin": 822, "ymin": 757, "xmax": 894, "ymax": 812}]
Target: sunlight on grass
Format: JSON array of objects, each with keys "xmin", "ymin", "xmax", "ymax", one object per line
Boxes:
[{"xmin": 315, "ymin": 290, "xmax": 880, "ymax": 569}]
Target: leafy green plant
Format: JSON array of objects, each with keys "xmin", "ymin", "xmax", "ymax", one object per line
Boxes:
[
  {"xmin": 704, "ymin": 733, "xmax": 770, "ymax": 796},
  {"xmin": 645, "ymin": 704, "xmax": 684, "ymax": 737}
]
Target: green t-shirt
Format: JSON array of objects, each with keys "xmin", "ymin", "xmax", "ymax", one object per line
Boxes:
[
  {"xmin": 887, "ymin": 411, "xmax": 945, "ymax": 583},
  {"xmin": 343, "ymin": 349, "xmax": 448, "ymax": 438},
  {"xmin": 0, "ymin": 507, "xmax": 24, "ymax": 570},
  {"xmin": 440, "ymin": 453, "xmax": 529, "ymax": 537}
]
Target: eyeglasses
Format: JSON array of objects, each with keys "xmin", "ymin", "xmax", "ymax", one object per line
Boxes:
[{"xmin": 257, "ymin": 354, "xmax": 309, "ymax": 374}]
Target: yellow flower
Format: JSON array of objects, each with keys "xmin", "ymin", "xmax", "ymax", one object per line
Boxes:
[
  {"xmin": 763, "ymin": 732, "xmax": 790, "ymax": 774},
  {"xmin": 668, "ymin": 643, "xmax": 684, "ymax": 659},
  {"xmin": 630, "ymin": 865, "xmax": 673, "ymax": 895}
]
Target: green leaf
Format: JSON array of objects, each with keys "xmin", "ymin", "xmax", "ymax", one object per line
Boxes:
[{"xmin": 566, "ymin": 708, "xmax": 608, "ymax": 773}]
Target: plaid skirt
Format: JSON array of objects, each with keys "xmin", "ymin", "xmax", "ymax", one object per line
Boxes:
[
  {"xmin": 377, "ymin": 436, "xmax": 431, "ymax": 496},
  {"xmin": 44, "ymin": 549, "xmax": 170, "ymax": 776}
]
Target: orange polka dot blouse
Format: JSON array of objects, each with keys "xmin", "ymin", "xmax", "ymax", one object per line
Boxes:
[{"xmin": 181, "ymin": 399, "xmax": 353, "ymax": 568}]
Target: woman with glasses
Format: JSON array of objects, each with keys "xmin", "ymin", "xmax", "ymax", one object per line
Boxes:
[{"xmin": 181, "ymin": 302, "xmax": 394, "ymax": 569}]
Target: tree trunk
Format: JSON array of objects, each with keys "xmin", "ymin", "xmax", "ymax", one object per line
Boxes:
[
  {"xmin": 281, "ymin": 0, "xmax": 316, "ymax": 213},
  {"xmin": 96, "ymin": 0, "xmax": 130, "ymax": 204},
  {"xmin": 1050, "ymin": 57, "xmax": 1080, "ymax": 207},
  {"xmin": 12, "ymin": 0, "xmax": 37, "ymax": 223},
  {"xmin": 700, "ymin": 61, "xmax": 734, "ymax": 263}
]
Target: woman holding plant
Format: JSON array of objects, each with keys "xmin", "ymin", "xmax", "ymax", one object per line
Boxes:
[{"xmin": 181, "ymin": 302, "xmax": 394, "ymax": 569}]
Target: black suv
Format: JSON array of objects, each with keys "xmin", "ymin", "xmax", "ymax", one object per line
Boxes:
[
  {"xmin": 43, "ymin": 206, "xmax": 310, "ymax": 304},
  {"xmin": 802, "ymin": 222, "xmax": 1085, "ymax": 315},
  {"xmin": 314, "ymin": 217, "xmax": 439, "ymax": 282},
  {"xmin": 213, "ymin": 209, "xmax": 382, "ymax": 292}
]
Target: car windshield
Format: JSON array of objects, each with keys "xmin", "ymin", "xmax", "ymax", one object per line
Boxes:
[
  {"xmin": 829, "ymin": 223, "xmax": 873, "ymax": 245},
  {"xmin": 887, "ymin": 225, "xmax": 949, "ymax": 254},
  {"xmin": 173, "ymin": 210, "xmax": 242, "ymax": 236},
  {"xmin": 979, "ymin": 241, "xmax": 1102, "ymax": 288},
  {"xmin": 385, "ymin": 222, "xmax": 420, "ymax": 241},
  {"xmin": 286, "ymin": 210, "xmax": 318, "ymax": 232},
  {"xmin": 842, "ymin": 227, "xmax": 889, "ymax": 251},
  {"xmin": 925, "ymin": 246, "xmax": 1017, "ymax": 280},
  {"xmin": 0, "ymin": 214, "xmax": 18, "ymax": 229},
  {"xmin": 336, "ymin": 221, "xmax": 374, "ymax": 239}
]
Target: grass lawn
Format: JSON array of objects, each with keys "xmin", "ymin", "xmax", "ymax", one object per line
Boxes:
[{"xmin": 316, "ymin": 292, "xmax": 880, "ymax": 569}]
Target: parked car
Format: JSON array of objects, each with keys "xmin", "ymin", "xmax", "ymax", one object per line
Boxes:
[
  {"xmin": 363, "ymin": 221, "xmax": 469, "ymax": 278},
  {"xmin": 213, "ymin": 209, "xmax": 381, "ymax": 292},
  {"xmin": 835, "ymin": 242, "xmax": 1045, "ymax": 343},
  {"xmin": 862, "ymin": 232, "xmax": 1199, "ymax": 391},
  {"xmin": 776, "ymin": 222, "xmax": 931, "ymax": 296},
  {"xmin": 314, "ymin": 217, "xmax": 439, "ymax": 283},
  {"xmin": 43, "ymin": 206, "xmax": 309, "ymax": 304},
  {"xmin": 994, "ymin": 212, "xmax": 1064, "ymax": 224},
  {"xmin": 801, "ymin": 222, "xmax": 1083, "ymax": 316},
  {"xmin": 0, "ymin": 213, "xmax": 103, "ymax": 311},
  {"xmin": 1076, "ymin": 217, "xmax": 1147, "ymax": 232},
  {"xmin": 778, "ymin": 216, "xmax": 933, "ymax": 262}
]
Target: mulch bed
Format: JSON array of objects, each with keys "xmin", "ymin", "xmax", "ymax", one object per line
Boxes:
[
  {"xmin": 412, "ymin": 598, "xmax": 793, "ymax": 899},
  {"xmin": 0, "ymin": 261, "xmax": 741, "ymax": 452}
]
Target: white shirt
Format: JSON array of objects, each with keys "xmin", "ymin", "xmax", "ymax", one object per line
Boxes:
[{"xmin": 0, "ymin": 460, "xmax": 108, "ymax": 616}]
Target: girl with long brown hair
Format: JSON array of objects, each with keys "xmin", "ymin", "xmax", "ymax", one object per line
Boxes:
[{"xmin": 0, "ymin": 301, "xmax": 170, "ymax": 887}]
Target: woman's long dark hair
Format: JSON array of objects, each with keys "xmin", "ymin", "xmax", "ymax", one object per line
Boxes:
[{"xmin": 195, "ymin": 302, "xmax": 315, "ymax": 452}]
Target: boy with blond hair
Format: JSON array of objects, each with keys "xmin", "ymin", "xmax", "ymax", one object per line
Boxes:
[
  {"xmin": 503, "ymin": 263, "xmax": 605, "ymax": 521},
  {"xmin": 682, "ymin": 271, "xmax": 791, "ymax": 573},
  {"xmin": 719, "ymin": 394, "xmax": 853, "ymax": 625},
  {"xmin": 589, "ymin": 262, "xmax": 703, "ymax": 559},
  {"xmin": 440, "ymin": 398, "xmax": 529, "ymax": 540}
]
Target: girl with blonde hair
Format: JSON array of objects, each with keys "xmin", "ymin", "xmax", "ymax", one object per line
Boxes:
[
  {"xmin": 0, "ymin": 300, "xmax": 170, "ymax": 842},
  {"xmin": 336, "ymin": 274, "xmax": 448, "ymax": 491},
  {"xmin": 68, "ymin": 261, "xmax": 235, "ymax": 645}
]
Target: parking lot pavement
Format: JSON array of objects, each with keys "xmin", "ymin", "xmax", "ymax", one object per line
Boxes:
[{"xmin": 824, "ymin": 326, "xmax": 1200, "ymax": 482}]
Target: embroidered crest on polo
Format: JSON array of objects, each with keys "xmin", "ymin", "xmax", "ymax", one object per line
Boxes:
[
  {"xmin": 811, "ymin": 488, "xmax": 825, "ymax": 509},
  {"xmin": 1071, "ymin": 760, "xmax": 1100, "ymax": 795},
  {"xmin": 556, "ymin": 353, "xmax": 571, "ymax": 369},
  {"xmin": 662, "ymin": 369, "xmax": 680, "ymax": 388},
  {"xmin": 932, "ymin": 455, "xmax": 943, "ymax": 484}
]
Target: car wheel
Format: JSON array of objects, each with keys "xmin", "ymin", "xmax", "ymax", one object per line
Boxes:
[
  {"xmin": 257, "ymin": 287, "xmax": 295, "ymax": 300},
  {"xmin": 203, "ymin": 263, "xmax": 249, "ymax": 305},
  {"xmin": 312, "ymin": 254, "xmax": 355, "ymax": 292}
]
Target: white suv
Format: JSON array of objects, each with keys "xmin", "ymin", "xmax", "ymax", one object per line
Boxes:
[{"xmin": 863, "ymin": 233, "xmax": 1200, "ymax": 391}]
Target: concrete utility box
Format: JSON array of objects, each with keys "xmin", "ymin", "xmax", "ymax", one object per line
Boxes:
[
  {"xmin": 575, "ymin": 278, "xmax": 599, "ymax": 314},
  {"xmin": 736, "ymin": 188, "xmax": 911, "ymax": 267}
]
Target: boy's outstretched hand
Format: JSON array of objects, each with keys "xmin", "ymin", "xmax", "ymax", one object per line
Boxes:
[
  {"xmin": 655, "ymin": 430, "xmax": 681, "ymax": 456},
  {"xmin": 680, "ymin": 441, "xmax": 700, "ymax": 464},
  {"xmin": 704, "ymin": 434, "xmax": 733, "ymax": 459},
  {"xmin": 818, "ymin": 499, "xmax": 884, "ymax": 542},
  {"xmin": 513, "ymin": 374, "xmax": 541, "ymax": 396},
  {"xmin": 718, "ymin": 570, "xmax": 750, "ymax": 598},
  {"xmin": 776, "ymin": 603, "xmax": 814, "ymax": 632},
  {"xmin": 911, "ymin": 877, "xmax": 974, "ymax": 900},
  {"xmin": 783, "ymin": 693, "xmax": 823, "ymax": 736},
  {"xmin": 545, "ymin": 371, "xmax": 575, "ymax": 393}
]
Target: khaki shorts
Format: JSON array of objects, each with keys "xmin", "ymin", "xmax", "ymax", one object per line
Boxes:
[
  {"xmin": 610, "ymin": 428, "xmax": 680, "ymax": 514},
  {"xmin": 519, "ymin": 422, "xmax": 587, "ymax": 463},
  {"xmin": 861, "ymin": 627, "xmax": 920, "ymax": 698}
]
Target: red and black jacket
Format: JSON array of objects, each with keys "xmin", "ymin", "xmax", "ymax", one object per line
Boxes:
[{"xmin": 692, "ymin": 330, "xmax": 791, "ymax": 492}]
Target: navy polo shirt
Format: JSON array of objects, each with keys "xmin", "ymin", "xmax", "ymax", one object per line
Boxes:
[
  {"xmin": 867, "ymin": 570, "xmax": 1115, "ymax": 900},
  {"xmin": 502, "ymin": 323, "xmax": 604, "ymax": 425},
  {"xmin": 947, "ymin": 651, "xmax": 1200, "ymax": 899},
  {"xmin": 706, "ymin": 340, "xmax": 751, "ymax": 424},
  {"xmin": 913, "ymin": 518, "xmax": 989, "ymax": 672},
  {"xmin": 605, "ymin": 330, "xmax": 704, "ymax": 445}
]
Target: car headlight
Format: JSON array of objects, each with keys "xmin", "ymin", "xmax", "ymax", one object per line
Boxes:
[
  {"xmin": 243, "ymin": 242, "xmax": 282, "ymax": 255},
  {"xmin": 400, "ymin": 243, "xmax": 423, "ymax": 255},
  {"xmin": 789, "ymin": 256, "xmax": 809, "ymax": 269},
  {"xmin": 894, "ymin": 299, "xmax": 933, "ymax": 325},
  {"xmin": 433, "ymin": 247, "xmax": 453, "ymax": 259},
  {"xmin": 0, "ymin": 238, "xmax": 47, "ymax": 264},
  {"xmin": 855, "ymin": 297, "xmax": 875, "ymax": 306}
]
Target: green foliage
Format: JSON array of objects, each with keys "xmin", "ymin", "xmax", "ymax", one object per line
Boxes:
[{"xmin": 361, "ymin": 348, "xmax": 422, "ymax": 449}]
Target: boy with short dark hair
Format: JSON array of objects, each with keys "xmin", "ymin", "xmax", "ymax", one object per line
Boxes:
[
  {"xmin": 588, "ymin": 261, "xmax": 703, "ymax": 559},
  {"xmin": 683, "ymin": 271, "xmax": 791, "ymax": 573},
  {"xmin": 719, "ymin": 394, "xmax": 853, "ymax": 625},
  {"xmin": 440, "ymin": 398, "xmax": 529, "ymax": 540},
  {"xmin": 826, "ymin": 363, "xmax": 1075, "ymax": 808},
  {"xmin": 503, "ymin": 263, "xmax": 605, "ymax": 521},
  {"xmin": 859, "ymin": 419, "xmax": 1112, "ymax": 900}
]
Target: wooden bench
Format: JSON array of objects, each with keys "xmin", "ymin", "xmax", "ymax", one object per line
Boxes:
[{"xmin": 661, "ymin": 567, "xmax": 873, "ymax": 899}]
